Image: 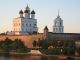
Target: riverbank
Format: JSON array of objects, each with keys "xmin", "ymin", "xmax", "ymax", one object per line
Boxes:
[{"xmin": 0, "ymin": 52, "xmax": 80, "ymax": 60}]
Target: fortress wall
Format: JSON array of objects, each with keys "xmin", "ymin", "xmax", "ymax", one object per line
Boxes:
[
  {"xmin": 0, "ymin": 33, "xmax": 80, "ymax": 48},
  {"xmin": 48, "ymin": 33, "xmax": 80, "ymax": 41},
  {"xmin": 0, "ymin": 34, "xmax": 43, "ymax": 48}
]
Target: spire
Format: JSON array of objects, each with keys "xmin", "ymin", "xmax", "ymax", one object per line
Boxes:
[
  {"xmin": 57, "ymin": 9, "xmax": 60, "ymax": 18},
  {"xmin": 58, "ymin": 10, "xmax": 59, "ymax": 16}
]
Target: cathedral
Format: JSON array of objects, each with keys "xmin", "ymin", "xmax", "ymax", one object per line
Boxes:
[{"xmin": 13, "ymin": 5, "xmax": 38, "ymax": 35}]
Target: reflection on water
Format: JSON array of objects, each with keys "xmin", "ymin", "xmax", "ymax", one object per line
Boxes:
[
  {"xmin": 0, "ymin": 55, "xmax": 48, "ymax": 60},
  {"xmin": 0, "ymin": 55, "xmax": 75, "ymax": 60}
]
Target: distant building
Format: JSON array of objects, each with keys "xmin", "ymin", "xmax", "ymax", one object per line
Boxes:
[
  {"xmin": 53, "ymin": 11, "xmax": 64, "ymax": 33},
  {"xmin": 13, "ymin": 5, "xmax": 38, "ymax": 35}
]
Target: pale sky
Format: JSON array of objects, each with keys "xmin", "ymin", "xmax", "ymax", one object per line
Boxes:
[{"xmin": 0, "ymin": 0, "xmax": 80, "ymax": 33}]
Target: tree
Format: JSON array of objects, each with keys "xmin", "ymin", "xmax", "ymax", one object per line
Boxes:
[
  {"xmin": 76, "ymin": 47, "xmax": 80, "ymax": 53},
  {"xmin": 4, "ymin": 38, "xmax": 13, "ymax": 45},
  {"xmin": 0, "ymin": 38, "xmax": 28, "ymax": 53},
  {"xmin": 1, "ymin": 38, "xmax": 13, "ymax": 52},
  {"xmin": 10, "ymin": 39, "xmax": 28, "ymax": 52},
  {"xmin": 52, "ymin": 40, "xmax": 58, "ymax": 48},
  {"xmin": 37, "ymin": 40, "xmax": 49, "ymax": 49}
]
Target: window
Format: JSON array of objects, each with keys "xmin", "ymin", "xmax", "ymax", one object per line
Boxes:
[
  {"xmin": 19, "ymin": 28, "xmax": 20, "ymax": 31},
  {"xmin": 14, "ymin": 28, "xmax": 15, "ymax": 31},
  {"xmin": 60, "ymin": 22, "xmax": 61, "ymax": 26},
  {"xmin": 56, "ymin": 22, "xmax": 58, "ymax": 26},
  {"xmin": 34, "ymin": 24, "xmax": 36, "ymax": 26},
  {"xmin": 22, "ymin": 23, "xmax": 24, "ymax": 26},
  {"xmin": 30, "ymin": 24, "xmax": 31, "ymax": 26},
  {"xmin": 19, "ymin": 23, "xmax": 20, "ymax": 26},
  {"xmin": 54, "ymin": 28, "xmax": 55, "ymax": 32},
  {"xmin": 26, "ymin": 24, "xmax": 27, "ymax": 26},
  {"xmin": 56, "ymin": 28, "xmax": 58, "ymax": 32},
  {"xmin": 22, "ymin": 28, "xmax": 23, "ymax": 31},
  {"xmin": 26, "ymin": 28, "xmax": 27, "ymax": 32},
  {"xmin": 59, "ymin": 28, "xmax": 61, "ymax": 32}
]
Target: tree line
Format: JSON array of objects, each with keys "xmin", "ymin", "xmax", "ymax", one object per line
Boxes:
[
  {"xmin": 32, "ymin": 39, "xmax": 80, "ymax": 56},
  {"xmin": 0, "ymin": 38, "xmax": 28, "ymax": 53}
]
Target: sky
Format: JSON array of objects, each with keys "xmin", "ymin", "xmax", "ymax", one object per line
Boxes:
[{"xmin": 0, "ymin": 0, "xmax": 80, "ymax": 33}]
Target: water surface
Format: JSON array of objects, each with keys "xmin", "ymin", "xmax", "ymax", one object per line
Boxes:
[{"xmin": 0, "ymin": 55, "xmax": 76, "ymax": 60}]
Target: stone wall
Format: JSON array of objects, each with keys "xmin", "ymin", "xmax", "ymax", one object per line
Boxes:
[
  {"xmin": 48, "ymin": 33, "xmax": 80, "ymax": 41},
  {"xmin": 0, "ymin": 33, "xmax": 80, "ymax": 48},
  {"xmin": 0, "ymin": 34, "xmax": 43, "ymax": 48}
]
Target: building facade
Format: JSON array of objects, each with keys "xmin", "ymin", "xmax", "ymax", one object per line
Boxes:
[
  {"xmin": 13, "ymin": 5, "xmax": 38, "ymax": 35},
  {"xmin": 53, "ymin": 11, "xmax": 64, "ymax": 33}
]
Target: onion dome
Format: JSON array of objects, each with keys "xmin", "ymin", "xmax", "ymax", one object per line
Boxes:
[
  {"xmin": 24, "ymin": 5, "xmax": 30, "ymax": 13},
  {"xmin": 19, "ymin": 10, "xmax": 23, "ymax": 14},
  {"xmin": 24, "ymin": 9, "xmax": 29, "ymax": 13},
  {"xmin": 31, "ymin": 10, "xmax": 35, "ymax": 14},
  {"xmin": 44, "ymin": 26, "xmax": 48, "ymax": 30}
]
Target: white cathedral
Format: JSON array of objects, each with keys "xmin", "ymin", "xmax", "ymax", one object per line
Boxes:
[{"xmin": 13, "ymin": 5, "xmax": 38, "ymax": 35}]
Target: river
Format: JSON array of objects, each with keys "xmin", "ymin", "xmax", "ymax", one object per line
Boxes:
[
  {"xmin": 0, "ymin": 55, "xmax": 64, "ymax": 60},
  {"xmin": 0, "ymin": 55, "xmax": 77, "ymax": 60}
]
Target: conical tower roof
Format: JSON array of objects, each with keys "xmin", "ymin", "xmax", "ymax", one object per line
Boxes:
[{"xmin": 44, "ymin": 26, "xmax": 48, "ymax": 30}]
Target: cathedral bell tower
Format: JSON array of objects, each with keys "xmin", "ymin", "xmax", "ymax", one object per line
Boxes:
[{"xmin": 53, "ymin": 11, "xmax": 64, "ymax": 33}]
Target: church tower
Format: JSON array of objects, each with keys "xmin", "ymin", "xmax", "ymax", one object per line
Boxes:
[{"xmin": 53, "ymin": 11, "xmax": 64, "ymax": 33}]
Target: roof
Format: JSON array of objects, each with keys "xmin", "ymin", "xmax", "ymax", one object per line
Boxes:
[
  {"xmin": 19, "ymin": 10, "xmax": 23, "ymax": 14},
  {"xmin": 24, "ymin": 9, "xmax": 29, "ymax": 13},
  {"xmin": 49, "ymin": 32, "xmax": 80, "ymax": 35},
  {"xmin": 44, "ymin": 26, "xmax": 48, "ymax": 30},
  {"xmin": 24, "ymin": 5, "xmax": 30, "ymax": 13},
  {"xmin": 31, "ymin": 10, "xmax": 35, "ymax": 14}
]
